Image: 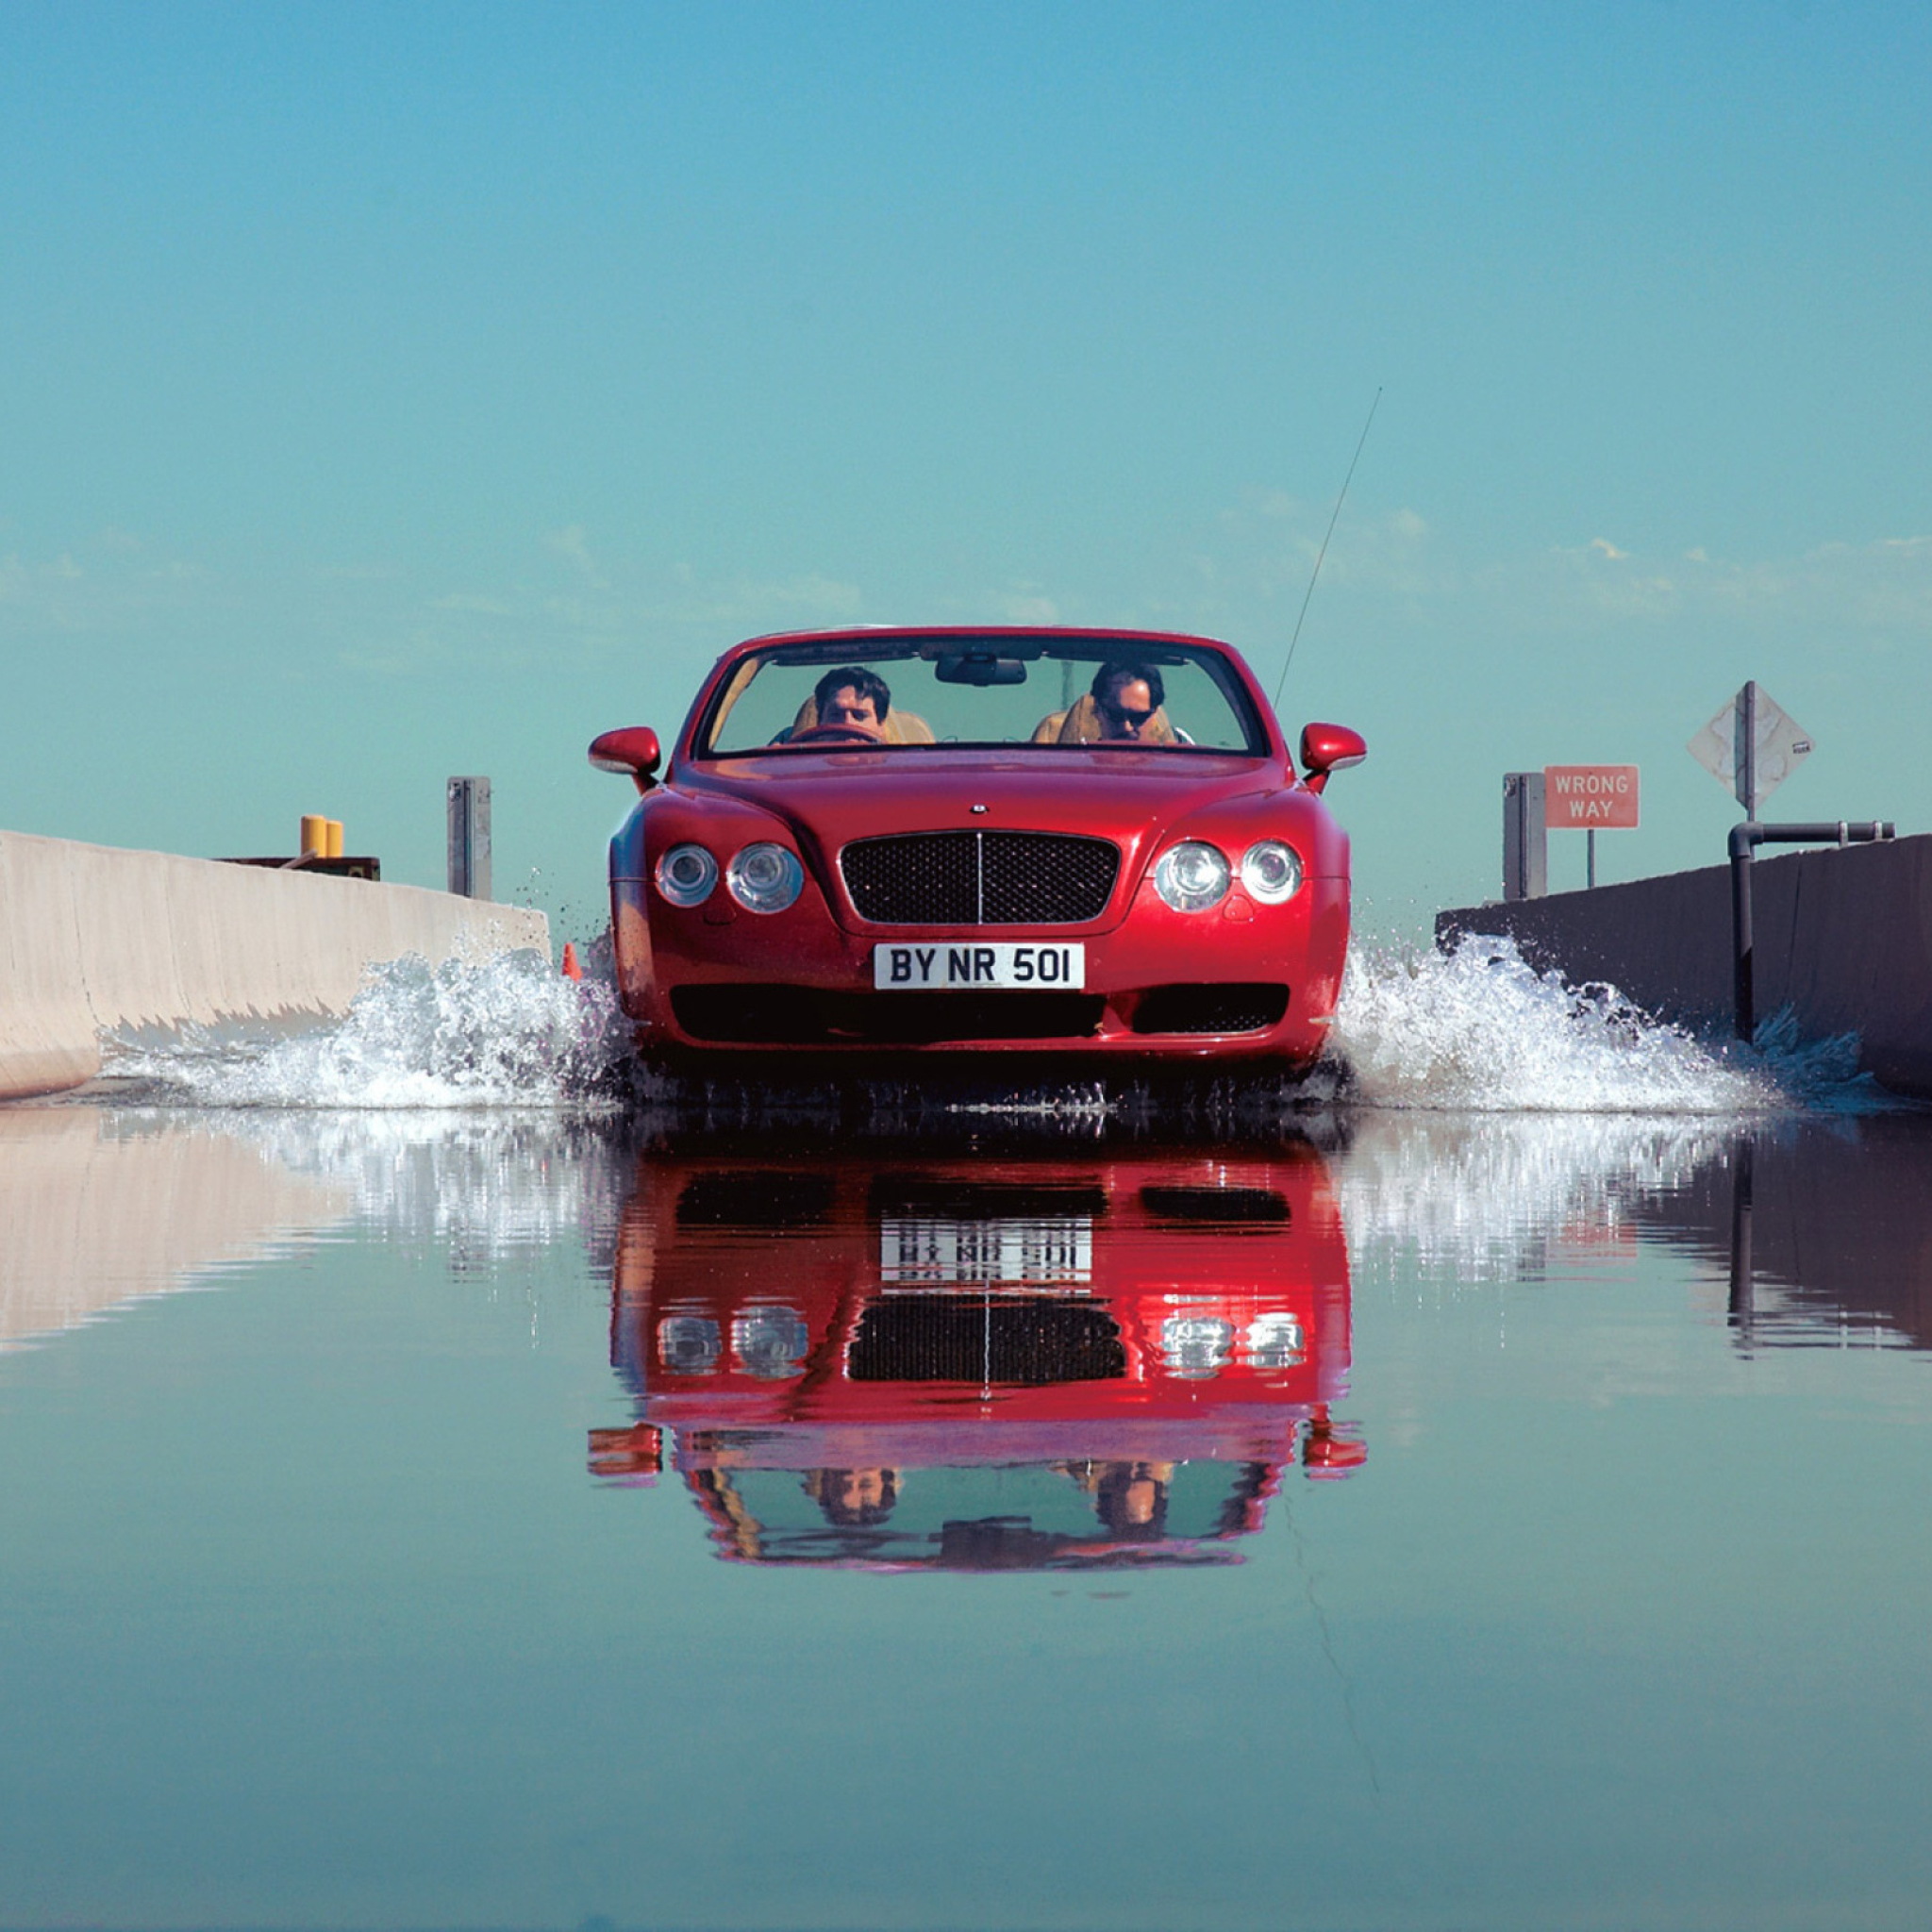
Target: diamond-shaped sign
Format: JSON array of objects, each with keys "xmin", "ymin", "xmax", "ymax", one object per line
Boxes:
[{"xmin": 1688, "ymin": 682, "xmax": 1812, "ymax": 815}]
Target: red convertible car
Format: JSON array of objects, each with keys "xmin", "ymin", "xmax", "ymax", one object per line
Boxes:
[{"xmin": 589, "ymin": 626, "xmax": 1364, "ymax": 1065}]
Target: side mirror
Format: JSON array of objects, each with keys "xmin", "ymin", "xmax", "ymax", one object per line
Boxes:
[
  {"xmin": 1299, "ymin": 723, "xmax": 1367, "ymax": 795},
  {"xmin": 589, "ymin": 726, "xmax": 662, "ymax": 793}
]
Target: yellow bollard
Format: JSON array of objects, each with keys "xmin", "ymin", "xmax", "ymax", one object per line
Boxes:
[
  {"xmin": 300, "ymin": 814, "xmax": 328, "ymax": 858},
  {"xmin": 325, "ymin": 820, "xmax": 343, "ymax": 858}
]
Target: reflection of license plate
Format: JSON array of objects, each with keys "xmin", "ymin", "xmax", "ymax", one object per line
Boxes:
[
  {"xmin": 873, "ymin": 942, "xmax": 1086, "ymax": 990},
  {"xmin": 880, "ymin": 1217, "xmax": 1093, "ymax": 1285}
]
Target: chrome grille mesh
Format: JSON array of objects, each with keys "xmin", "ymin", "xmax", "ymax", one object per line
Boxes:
[{"xmin": 841, "ymin": 831, "xmax": 1119, "ymax": 924}]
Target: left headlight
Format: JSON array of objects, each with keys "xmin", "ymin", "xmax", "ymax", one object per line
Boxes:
[
  {"xmin": 1153, "ymin": 841, "xmax": 1231, "ymax": 912},
  {"xmin": 726, "ymin": 842, "xmax": 806, "ymax": 913}
]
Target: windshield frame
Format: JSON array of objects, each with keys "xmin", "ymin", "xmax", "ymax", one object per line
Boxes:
[{"xmin": 686, "ymin": 631, "xmax": 1276, "ymax": 761}]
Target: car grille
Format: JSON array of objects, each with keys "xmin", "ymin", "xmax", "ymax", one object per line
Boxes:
[
  {"xmin": 841, "ymin": 831, "xmax": 1120, "ymax": 924},
  {"xmin": 848, "ymin": 1294, "xmax": 1126, "ymax": 1385}
]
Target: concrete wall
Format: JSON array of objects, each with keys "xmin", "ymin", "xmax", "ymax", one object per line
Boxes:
[
  {"xmin": 1437, "ymin": 832, "xmax": 1932, "ymax": 1098},
  {"xmin": 0, "ymin": 828, "xmax": 549, "ymax": 1101}
]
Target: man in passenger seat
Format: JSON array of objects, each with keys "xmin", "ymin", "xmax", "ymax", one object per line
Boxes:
[{"xmin": 1032, "ymin": 662, "xmax": 1180, "ymax": 744}]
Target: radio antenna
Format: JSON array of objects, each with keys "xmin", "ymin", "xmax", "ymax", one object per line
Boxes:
[{"xmin": 1272, "ymin": 386, "xmax": 1381, "ymax": 712}]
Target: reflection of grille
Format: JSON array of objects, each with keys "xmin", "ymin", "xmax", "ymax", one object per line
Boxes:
[
  {"xmin": 841, "ymin": 832, "xmax": 1119, "ymax": 924},
  {"xmin": 848, "ymin": 1295, "xmax": 1126, "ymax": 1385},
  {"xmin": 1141, "ymin": 1185, "xmax": 1290, "ymax": 1224}
]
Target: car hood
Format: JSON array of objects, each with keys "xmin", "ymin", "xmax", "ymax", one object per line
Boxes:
[{"xmin": 679, "ymin": 749, "xmax": 1286, "ymax": 850}]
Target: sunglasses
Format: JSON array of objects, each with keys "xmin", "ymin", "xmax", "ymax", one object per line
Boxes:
[{"xmin": 1104, "ymin": 703, "xmax": 1156, "ymax": 727}]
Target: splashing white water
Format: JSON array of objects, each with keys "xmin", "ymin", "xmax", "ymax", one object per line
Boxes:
[
  {"xmin": 1332, "ymin": 937, "xmax": 1820, "ymax": 1114},
  {"xmin": 98, "ymin": 931, "xmax": 1881, "ymax": 1119},
  {"xmin": 105, "ymin": 949, "xmax": 630, "ymax": 1109}
]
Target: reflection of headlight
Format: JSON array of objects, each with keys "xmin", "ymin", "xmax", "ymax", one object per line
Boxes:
[
  {"xmin": 658, "ymin": 1315, "xmax": 721, "ymax": 1374},
  {"xmin": 657, "ymin": 844, "xmax": 718, "ymax": 907},
  {"xmin": 1160, "ymin": 1314, "xmax": 1234, "ymax": 1378},
  {"xmin": 1241, "ymin": 841, "xmax": 1304, "ymax": 905},
  {"xmin": 1153, "ymin": 841, "xmax": 1231, "ymax": 912},
  {"xmin": 1245, "ymin": 1312, "xmax": 1305, "ymax": 1368},
  {"xmin": 731, "ymin": 1306, "xmax": 809, "ymax": 1378},
  {"xmin": 726, "ymin": 842, "xmax": 806, "ymax": 913}
]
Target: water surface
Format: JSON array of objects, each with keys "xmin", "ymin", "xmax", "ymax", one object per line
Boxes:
[{"xmin": 5, "ymin": 1090, "xmax": 1931, "ymax": 1930}]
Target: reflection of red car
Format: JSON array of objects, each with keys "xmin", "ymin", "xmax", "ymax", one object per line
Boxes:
[
  {"xmin": 589, "ymin": 626, "xmax": 1364, "ymax": 1066},
  {"xmin": 588, "ymin": 1146, "xmax": 1365, "ymax": 1570}
]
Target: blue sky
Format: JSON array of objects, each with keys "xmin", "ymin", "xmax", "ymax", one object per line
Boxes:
[{"xmin": 3, "ymin": 2, "xmax": 1928, "ymax": 938}]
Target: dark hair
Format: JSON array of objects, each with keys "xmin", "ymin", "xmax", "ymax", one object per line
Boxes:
[
  {"xmin": 814, "ymin": 665, "xmax": 891, "ymax": 721},
  {"xmin": 1091, "ymin": 661, "xmax": 1164, "ymax": 712}
]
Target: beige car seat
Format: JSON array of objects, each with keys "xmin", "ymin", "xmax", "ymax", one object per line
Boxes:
[{"xmin": 1029, "ymin": 692, "xmax": 1179, "ymax": 745}]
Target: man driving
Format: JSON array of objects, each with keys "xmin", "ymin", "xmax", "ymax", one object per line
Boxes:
[{"xmin": 812, "ymin": 665, "xmax": 891, "ymax": 738}]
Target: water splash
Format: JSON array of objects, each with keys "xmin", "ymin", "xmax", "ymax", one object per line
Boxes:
[
  {"xmin": 104, "ymin": 949, "xmax": 630, "ymax": 1109},
  {"xmin": 1332, "ymin": 936, "xmax": 1843, "ymax": 1114},
  {"xmin": 98, "ymin": 931, "xmax": 1886, "ymax": 1123}
]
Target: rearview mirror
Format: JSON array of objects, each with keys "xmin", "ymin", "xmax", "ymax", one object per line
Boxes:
[
  {"xmin": 1299, "ymin": 723, "xmax": 1366, "ymax": 795},
  {"xmin": 590, "ymin": 726, "xmax": 662, "ymax": 792},
  {"xmin": 936, "ymin": 654, "xmax": 1028, "ymax": 687}
]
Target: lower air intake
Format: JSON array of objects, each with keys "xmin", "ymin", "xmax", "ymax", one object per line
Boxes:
[
  {"xmin": 671, "ymin": 985, "xmax": 1106, "ymax": 1044},
  {"xmin": 1130, "ymin": 983, "xmax": 1291, "ymax": 1035}
]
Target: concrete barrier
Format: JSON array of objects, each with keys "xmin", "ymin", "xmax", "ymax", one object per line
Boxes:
[
  {"xmin": 1436, "ymin": 832, "xmax": 1932, "ymax": 1098},
  {"xmin": 0, "ymin": 828, "xmax": 550, "ymax": 1101}
]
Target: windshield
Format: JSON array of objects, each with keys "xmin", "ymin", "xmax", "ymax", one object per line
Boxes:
[{"xmin": 696, "ymin": 636, "xmax": 1270, "ymax": 757}]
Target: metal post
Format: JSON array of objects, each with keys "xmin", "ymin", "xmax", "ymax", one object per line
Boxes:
[
  {"xmin": 1736, "ymin": 679, "xmax": 1757, "ymax": 818},
  {"xmin": 1503, "ymin": 773, "xmax": 1547, "ymax": 902},
  {"xmin": 1587, "ymin": 827, "xmax": 1596, "ymax": 890},
  {"xmin": 1728, "ymin": 1138, "xmax": 1755, "ymax": 1349},
  {"xmin": 447, "ymin": 776, "xmax": 492, "ymax": 900},
  {"xmin": 1729, "ymin": 823, "xmax": 1757, "ymax": 1041}
]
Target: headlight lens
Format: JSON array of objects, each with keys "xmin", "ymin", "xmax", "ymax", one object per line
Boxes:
[
  {"xmin": 1159, "ymin": 1314, "xmax": 1234, "ymax": 1378},
  {"xmin": 1241, "ymin": 840, "xmax": 1304, "ymax": 905},
  {"xmin": 658, "ymin": 1314, "xmax": 722, "ymax": 1374},
  {"xmin": 1245, "ymin": 1312, "xmax": 1306, "ymax": 1369},
  {"xmin": 656, "ymin": 843, "xmax": 718, "ymax": 907},
  {"xmin": 726, "ymin": 842, "xmax": 806, "ymax": 913},
  {"xmin": 1153, "ymin": 841, "xmax": 1231, "ymax": 912},
  {"xmin": 732, "ymin": 1306, "xmax": 810, "ymax": 1379}
]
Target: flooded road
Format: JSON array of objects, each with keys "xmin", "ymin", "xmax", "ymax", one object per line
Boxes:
[{"xmin": 5, "ymin": 1083, "xmax": 1932, "ymax": 1930}]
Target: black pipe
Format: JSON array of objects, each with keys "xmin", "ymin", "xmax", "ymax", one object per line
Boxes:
[{"xmin": 1729, "ymin": 821, "xmax": 1895, "ymax": 1041}]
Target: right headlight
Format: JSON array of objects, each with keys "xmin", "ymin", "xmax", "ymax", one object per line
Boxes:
[
  {"xmin": 1153, "ymin": 841, "xmax": 1231, "ymax": 912},
  {"xmin": 1241, "ymin": 840, "xmax": 1304, "ymax": 905},
  {"xmin": 656, "ymin": 843, "xmax": 718, "ymax": 908}
]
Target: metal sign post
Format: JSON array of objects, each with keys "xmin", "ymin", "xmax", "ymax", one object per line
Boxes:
[
  {"xmin": 447, "ymin": 776, "xmax": 492, "ymax": 901},
  {"xmin": 1503, "ymin": 773, "xmax": 1546, "ymax": 901},
  {"xmin": 1689, "ymin": 681, "xmax": 1812, "ymax": 816}
]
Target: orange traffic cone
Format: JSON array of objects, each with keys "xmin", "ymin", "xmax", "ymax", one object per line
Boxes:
[{"xmin": 560, "ymin": 941, "xmax": 583, "ymax": 981}]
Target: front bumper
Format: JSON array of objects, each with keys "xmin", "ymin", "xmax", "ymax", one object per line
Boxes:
[{"xmin": 611, "ymin": 872, "xmax": 1349, "ymax": 1063}]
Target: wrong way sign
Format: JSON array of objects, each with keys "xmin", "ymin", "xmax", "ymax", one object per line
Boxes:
[{"xmin": 1543, "ymin": 765, "xmax": 1640, "ymax": 829}]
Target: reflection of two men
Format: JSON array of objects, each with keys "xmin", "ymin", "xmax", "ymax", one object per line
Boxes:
[{"xmin": 795, "ymin": 1459, "xmax": 1177, "ymax": 1540}]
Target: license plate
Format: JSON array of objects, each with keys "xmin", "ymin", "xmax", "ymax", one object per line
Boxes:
[
  {"xmin": 873, "ymin": 941, "xmax": 1086, "ymax": 990},
  {"xmin": 879, "ymin": 1217, "xmax": 1093, "ymax": 1286}
]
